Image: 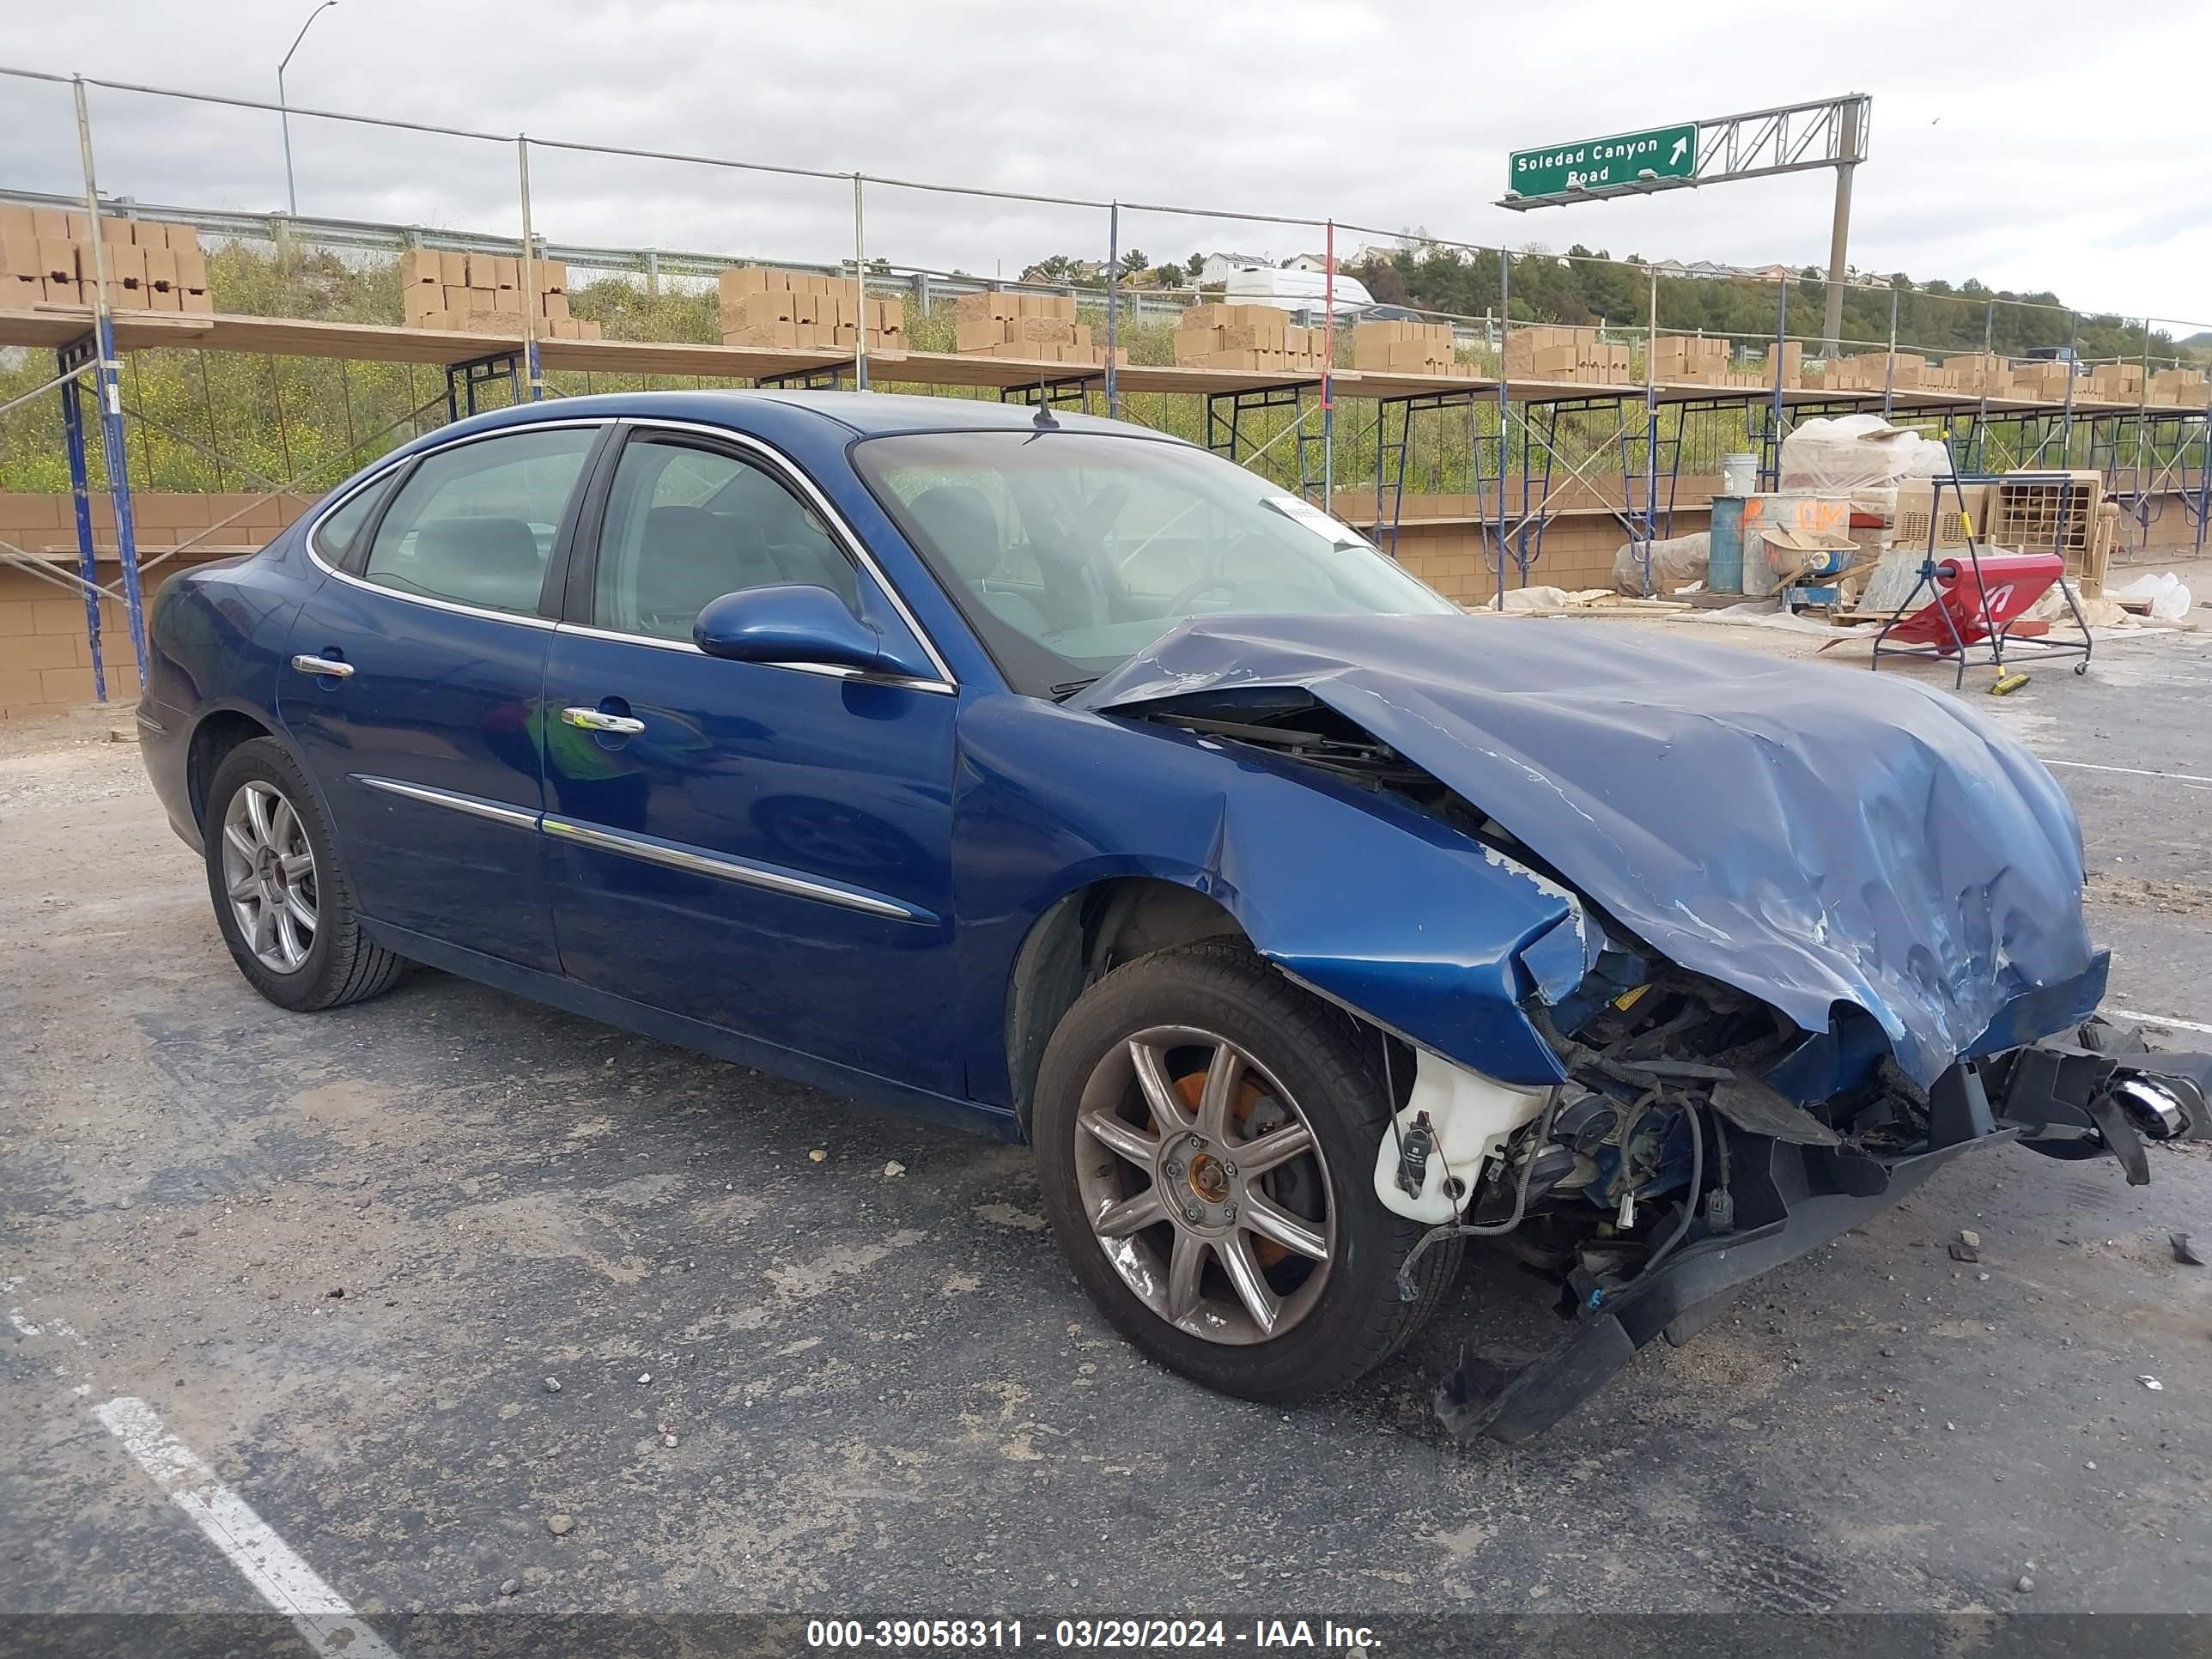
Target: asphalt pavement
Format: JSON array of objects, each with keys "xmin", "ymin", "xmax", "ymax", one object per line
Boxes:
[{"xmin": 3, "ymin": 614, "xmax": 2209, "ymax": 1651}]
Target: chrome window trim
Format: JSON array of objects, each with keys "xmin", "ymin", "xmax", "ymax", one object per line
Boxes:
[
  {"xmin": 540, "ymin": 815, "xmax": 921, "ymax": 921},
  {"xmin": 301, "ymin": 419, "xmax": 611, "ymax": 629},
  {"xmin": 549, "ymin": 620, "xmax": 956, "ymax": 696},
  {"xmin": 607, "ymin": 418, "xmax": 962, "ymax": 689},
  {"xmin": 354, "ymin": 774, "xmax": 542, "ymax": 830}
]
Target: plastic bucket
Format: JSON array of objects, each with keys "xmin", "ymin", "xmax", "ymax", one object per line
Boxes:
[{"xmin": 1722, "ymin": 453, "xmax": 1759, "ymax": 496}]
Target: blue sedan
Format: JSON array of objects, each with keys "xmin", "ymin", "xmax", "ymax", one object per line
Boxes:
[{"xmin": 138, "ymin": 391, "xmax": 2208, "ymax": 1437}]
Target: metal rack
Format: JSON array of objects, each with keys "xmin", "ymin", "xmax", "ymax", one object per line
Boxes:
[
  {"xmin": 1870, "ymin": 468, "xmax": 2094, "ymax": 690},
  {"xmin": 3, "ymin": 64, "xmax": 2207, "ymax": 703}
]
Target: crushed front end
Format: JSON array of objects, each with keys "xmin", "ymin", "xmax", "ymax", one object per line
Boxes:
[{"xmin": 1412, "ymin": 961, "xmax": 2212, "ymax": 1442}]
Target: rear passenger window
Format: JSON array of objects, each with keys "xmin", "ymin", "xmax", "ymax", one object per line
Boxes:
[
  {"xmin": 313, "ymin": 475, "xmax": 391, "ymax": 564},
  {"xmin": 362, "ymin": 428, "xmax": 597, "ymax": 616},
  {"xmin": 592, "ymin": 436, "xmax": 857, "ymax": 641}
]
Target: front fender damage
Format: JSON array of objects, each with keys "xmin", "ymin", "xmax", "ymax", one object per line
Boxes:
[
  {"xmin": 1176, "ymin": 736, "xmax": 1602, "ymax": 1090},
  {"xmin": 1069, "ymin": 637, "xmax": 2162, "ymax": 1442}
]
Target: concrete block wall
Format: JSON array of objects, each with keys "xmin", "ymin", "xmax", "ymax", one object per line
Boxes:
[{"xmin": 0, "ymin": 491, "xmax": 291, "ymax": 720}]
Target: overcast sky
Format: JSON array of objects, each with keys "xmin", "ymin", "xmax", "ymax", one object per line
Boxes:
[{"xmin": 4, "ymin": 0, "xmax": 2208, "ymax": 328}]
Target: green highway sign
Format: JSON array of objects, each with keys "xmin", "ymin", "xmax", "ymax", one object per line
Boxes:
[{"xmin": 1508, "ymin": 123, "xmax": 1698, "ymax": 202}]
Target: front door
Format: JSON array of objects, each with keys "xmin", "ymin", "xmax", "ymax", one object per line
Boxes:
[
  {"xmin": 541, "ymin": 427, "xmax": 962, "ymax": 1093},
  {"xmin": 281, "ymin": 422, "xmax": 605, "ymax": 972}
]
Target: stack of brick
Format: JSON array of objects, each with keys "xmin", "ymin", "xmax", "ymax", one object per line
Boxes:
[
  {"xmin": 1652, "ymin": 334, "xmax": 1731, "ymax": 385},
  {"xmin": 1821, "ymin": 352, "xmax": 1928, "ymax": 392},
  {"xmin": 2149, "ymin": 367, "xmax": 2207, "ymax": 407},
  {"xmin": 1942, "ymin": 354, "xmax": 2008, "ymax": 396},
  {"xmin": 1171, "ymin": 305, "xmax": 1327, "ymax": 372},
  {"xmin": 2087, "ymin": 362, "xmax": 2144, "ymax": 404},
  {"xmin": 1503, "ymin": 325, "xmax": 1631, "ymax": 384},
  {"xmin": 2005, "ymin": 360, "xmax": 2074, "ymax": 402},
  {"xmin": 952, "ymin": 290, "xmax": 1118, "ymax": 364},
  {"xmin": 0, "ymin": 208, "xmax": 211, "ymax": 313},
  {"xmin": 401, "ymin": 251, "xmax": 600, "ymax": 338},
  {"xmin": 720, "ymin": 267, "xmax": 904, "ymax": 352},
  {"xmin": 1349, "ymin": 319, "xmax": 1470, "ymax": 377}
]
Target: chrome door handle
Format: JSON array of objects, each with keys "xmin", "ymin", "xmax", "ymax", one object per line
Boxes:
[
  {"xmin": 291, "ymin": 654, "xmax": 354, "ymax": 678},
  {"xmin": 561, "ymin": 706, "xmax": 645, "ymax": 735}
]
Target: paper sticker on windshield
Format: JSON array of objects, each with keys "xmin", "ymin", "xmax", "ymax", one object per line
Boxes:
[{"xmin": 1263, "ymin": 495, "xmax": 1370, "ymax": 546}]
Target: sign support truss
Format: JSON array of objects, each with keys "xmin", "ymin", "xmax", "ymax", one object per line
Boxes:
[{"xmin": 1498, "ymin": 94, "xmax": 1869, "ymax": 211}]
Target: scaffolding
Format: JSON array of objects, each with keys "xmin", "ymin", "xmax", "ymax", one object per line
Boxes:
[{"xmin": 3, "ymin": 64, "xmax": 2206, "ymax": 698}]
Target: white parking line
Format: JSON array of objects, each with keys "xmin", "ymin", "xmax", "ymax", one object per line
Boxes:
[
  {"xmin": 93, "ymin": 1397, "xmax": 398, "ymax": 1659},
  {"xmin": 2111, "ymin": 1007, "xmax": 2212, "ymax": 1037},
  {"xmin": 2041, "ymin": 758, "xmax": 2212, "ymax": 787}
]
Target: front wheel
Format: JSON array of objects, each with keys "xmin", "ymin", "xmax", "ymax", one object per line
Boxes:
[
  {"xmin": 1032, "ymin": 941, "xmax": 1458, "ymax": 1404},
  {"xmin": 203, "ymin": 738, "xmax": 405, "ymax": 1012}
]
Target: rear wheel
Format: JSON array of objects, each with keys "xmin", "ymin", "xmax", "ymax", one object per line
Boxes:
[
  {"xmin": 203, "ymin": 738, "xmax": 405, "ymax": 1012},
  {"xmin": 1033, "ymin": 942, "xmax": 1458, "ymax": 1403}
]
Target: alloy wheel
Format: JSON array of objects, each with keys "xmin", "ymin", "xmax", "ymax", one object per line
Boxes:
[
  {"xmin": 1073, "ymin": 1025, "xmax": 1336, "ymax": 1345},
  {"xmin": 219, "ymin": 780, "xmax": 319, "ymax": 974}
]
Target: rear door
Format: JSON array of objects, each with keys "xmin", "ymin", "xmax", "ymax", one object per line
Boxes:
[
  {"xmin": 540, "ymin": 424, "xmax": 963, "ymax": 1092},
  {"xmin": 282, "ymin": 421, "xmax": 607, "ymax": 972}
]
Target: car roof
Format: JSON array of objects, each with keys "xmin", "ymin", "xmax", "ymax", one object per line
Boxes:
[{"xmin": 426, "ymin": 388, "xmax": 1158, "ymax": 445}]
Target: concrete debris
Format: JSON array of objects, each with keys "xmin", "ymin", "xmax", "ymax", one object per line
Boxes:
[
  {"xmin": 809, "ymin": 1149, "xmax": 827, "ymax": 1164},
  {"xmin": 2172, "ymin": 1231, "xmax": 2205, "ymax": 1267},
  {"xmin": 635, "ymin": 1373, "xmax": 651, "ymax": 1384},
  {"xmin": 662, "ymin": 1433, "xmax": 679, "ymax": 1449},
  {"xmin": 1959, "ymin": 1230, "xmax": 1981, "ymax": 1249},
  {"xmin": 2138, "ymin": 1376, "xmax": 2164, "ymax": 1391},
  {"xmin": 499, "ymin": 1577, "xmax": 520, "ymax": 1598},
  {"xmin": 543, "ymin": 1376, "xmax": 561, "ymax": 1395},
  {"xmin": 1949, "ymin": 1241, "xmax": 1980, "ymax": 1263},
  {"xmin": 2015, "ymin": 1575, "xmax": 2035, "ymax": 1594},
  {"xmin": 884, "ymin": 1161, "xmax": 907, "ymax": 1178},
  {"xmin": 547, "ymin": 1514, "xmax": 574, "ymax": 1536}
]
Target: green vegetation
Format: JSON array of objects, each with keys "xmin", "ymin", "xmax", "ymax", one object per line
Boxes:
[{"xmin": 1350, "ymin": 240, "xmax": 2176, "ymax": 362}]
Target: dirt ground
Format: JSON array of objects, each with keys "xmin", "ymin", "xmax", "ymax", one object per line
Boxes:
[{"xmin": 4, "ymin": 597, "xmax": 2211, "ymax": 1648}]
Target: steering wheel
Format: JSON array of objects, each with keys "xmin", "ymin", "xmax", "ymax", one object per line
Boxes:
[{"xmin": 1165, "ymin": 575, "xmax": 1240, "ymax": 613}]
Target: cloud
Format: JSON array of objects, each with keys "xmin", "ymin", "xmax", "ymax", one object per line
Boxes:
[{"xmin": 3, "ymin": 0, "xmax": 2207, "ymax": 324}]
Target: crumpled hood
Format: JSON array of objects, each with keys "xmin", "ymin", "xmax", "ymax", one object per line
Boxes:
[{"xmin": 1073, "ymin": 613, "xmax": 2098, "ymax": 1085}]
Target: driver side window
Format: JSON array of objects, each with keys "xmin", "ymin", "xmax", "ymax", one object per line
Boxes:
[{"xmin": 592, "ymin": 436, "xmax": 858, "ymax": 641}]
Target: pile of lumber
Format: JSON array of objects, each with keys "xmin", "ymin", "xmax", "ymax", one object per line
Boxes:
[
  {"xmin": 719, "ymin": 267, "xmax": 903, "ymax": 352},
  {"xmin": 0, "ymin": 209, "xmax": 211, "ymax": 313},
  {"xmin": 1351, "ymin": 319, "xmax": 1472, "ymax": 377},
  {"xmin": 402, "ymin": 251, "xmax": 599, "ymax": 338},
  {"xmin": 1173, "ymin": 304, "xmax": 1328, "ymax": 373},
  {"xmin": 952, "ymin": 290, "xmax": 1116, "ymax": 364}
]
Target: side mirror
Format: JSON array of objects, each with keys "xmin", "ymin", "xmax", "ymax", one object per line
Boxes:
[{"xmin": 694, "ymin": 585, "xmax": 883, "ymax": 672}]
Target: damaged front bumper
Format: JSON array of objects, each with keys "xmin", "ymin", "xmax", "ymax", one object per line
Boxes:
[{"xmin": 1437, "ymin": 1032, "xmax": 2212, "ymax": 1443}]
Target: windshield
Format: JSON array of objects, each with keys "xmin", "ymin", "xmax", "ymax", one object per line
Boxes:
[{"xmin": 854, "ymin": 429, "xmax": 1457, "ymax": 696}]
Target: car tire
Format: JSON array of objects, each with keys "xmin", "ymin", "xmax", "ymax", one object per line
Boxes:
[
  {"xmin": 1032, "ymin": 939, "xmax": 1461, "ymax": 1404},
  {"xmin": 202, "ymin": 737, "xmax": 406, "ymax": 1012}
]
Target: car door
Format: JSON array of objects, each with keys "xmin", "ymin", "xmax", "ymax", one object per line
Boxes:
[
  {"xmin": 540, "ymin": 423, "xmax": 963, "ymax": 1093},
  {"xmin": 282, "ymin": 421, "xmax": 607, "ymax": 973}
]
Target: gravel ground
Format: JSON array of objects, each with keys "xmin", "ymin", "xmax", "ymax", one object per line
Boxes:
[{"xmin": 3, "ymin": 611, "xmax": 2210, "ymax": 1646}]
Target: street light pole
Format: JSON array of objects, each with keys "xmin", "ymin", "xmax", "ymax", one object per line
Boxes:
[{"xmin": 277, "ymin": 1, "xmax": 338, "ymax": 217}]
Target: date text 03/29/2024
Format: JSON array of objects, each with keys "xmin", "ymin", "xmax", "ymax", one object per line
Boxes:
[{"xmin": 805, "ymin": 1619, "xmax": 1379, "ymax": 1650}]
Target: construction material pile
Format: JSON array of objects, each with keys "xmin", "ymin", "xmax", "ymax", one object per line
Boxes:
[
  {"xmin": 1351, "ymin": 319, "xmax": 1472, "ymax": 377},
  {"xmin": 1653, "ymin": 335, "xmax": 1802, "ymax": 388},
  {"xmin": 952, "ymin": 290, "xmax": 1116, "ymax": 364},
  {"xmin": 1174, "ymin": 305, "xmax": 1328, "ymax": 372},
  {"xmin": 0, "ymin": 209, "xmax": 211, "ymax": 314},
  {"xmin": 1799, "ymin": 353, "xmax": 2206, "ymax": 406},
  {"xmin": 1504, "ymin": 325, "xmax": 1630, "ymax": 385},
  {"xmin": 402, "ymin": 251, "xmax": 600, "ymax": 338},
  {"xmin": 720, "ymin": 267, "xmax": 903, "ymax": 353}
]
